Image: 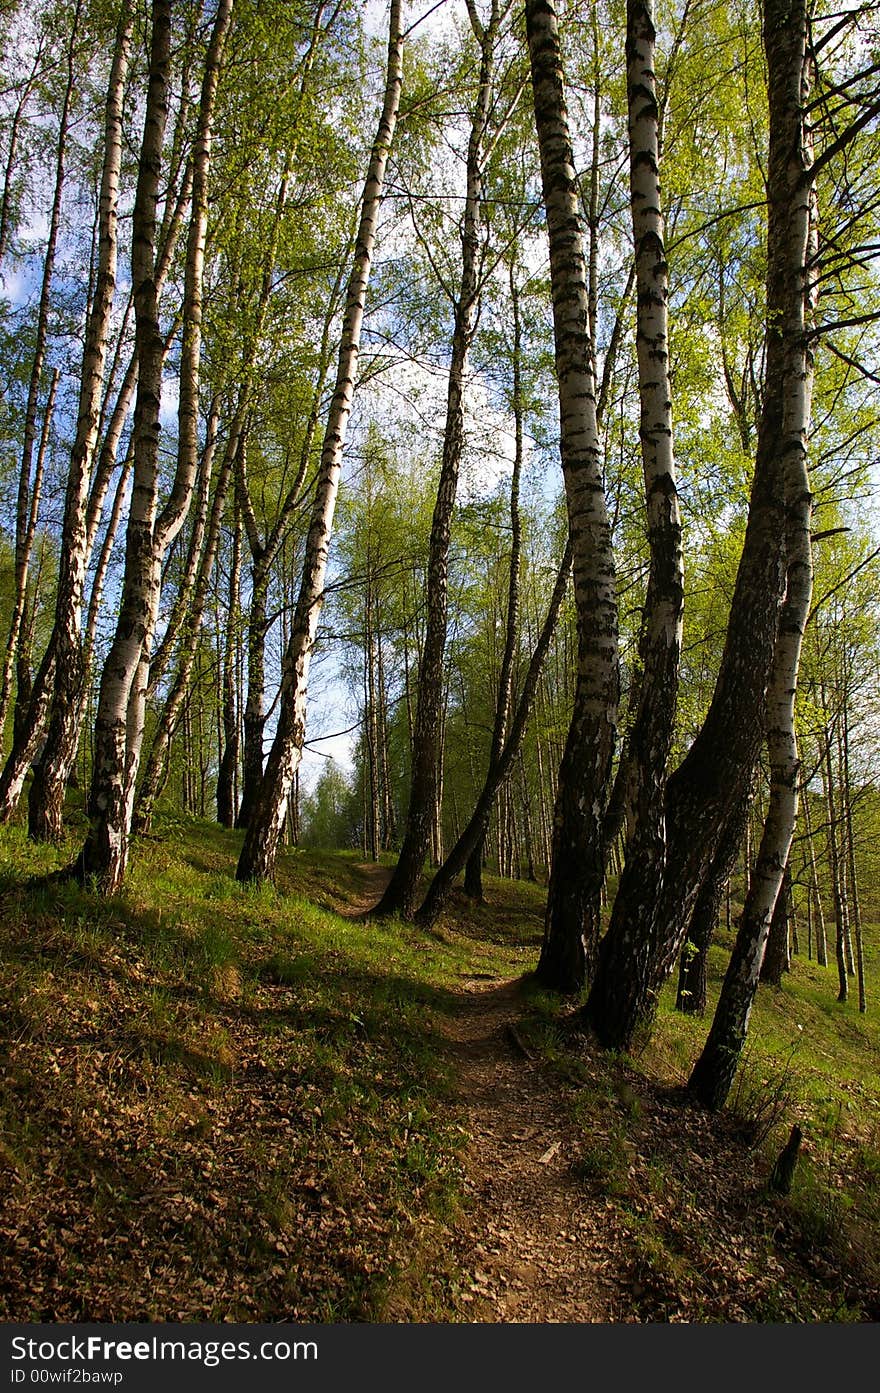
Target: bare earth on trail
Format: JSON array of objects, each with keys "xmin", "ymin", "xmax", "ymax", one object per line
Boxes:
[
  {"xmin": 442, "ymin": 975, "xmax": 625, "ymax": 1322},
  {"xmin": 355, "ymin": 864, "xmax": 880, "ymax": 1323},
  {"xmin": 350, "ymin": 863, "xmax": 627, "ymax": 1319}
]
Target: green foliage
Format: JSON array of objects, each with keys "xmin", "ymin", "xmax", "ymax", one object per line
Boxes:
[{"xmin": 299, "ymin": 759, "xmax": 359, "ymax": 850}]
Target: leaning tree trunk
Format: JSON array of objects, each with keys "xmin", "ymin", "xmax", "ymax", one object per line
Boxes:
[
  {"xmin": 28, "ymin": 5, "xmax": 134, "ymax": 842},
  {"xmin": 802, "ymin": 787, "xmax": 828, "ymax": 966},
  {"xmin": 676, "ymin": 810, "xmax": 744, "ymax": 1015},
  {"xmin": 145, "ymin": 400, "xmax": 221, "ymax": 701},
  {"xmin": 74, "ymin": 0, "xmax": 174, "ymax": 890},
  {"xmin": 841, "ymin": 685, "xmax": 867, "ymax": 1012},
  {"xmin": 526, "ymin": 0, "xmax": 619, "ymax": 993},
  {"xmin": 236, "ymin": 0, "xmax": 403, "ymax": 884},
  {"xmin": 0, "ymin": 38, "xmax": 191, "ymax": 829},
  {"xmin": 823, "ymin": 718, "xmax": 849, "ymax": 1002},
  {"xmin": 579, "ymin": 0, "xmax": 683, "ymax": 1028},
  {"xmin": 688, "ymin": 0, "xmax": 816, "ymax": 1108},
  {"xmin": 415, "ymin": 541, "xmax": 573, "ymax": 928},
  {"xmin": 464, "ymin": 265, "xmax": 524, "ymax": 901},
  {"xmin": 133, "ymin": 414, "xmax": 240, "ymax": 832},
  {"xmin": 216, "ymin": 502, "xmax": 242, "ymax": 827},
  {"xmin": 233, "ymin": 256, "xmax": 341, "ymax": 831},
  {"xmin": 759, "ymin": 862, "xmax": 792, "ymax": 985},
  {"xmin": 0, "ymin": 7, "xmax": 78, "ymax": 745},
  {"xmin": 1, "ymin": 367, "xmax": 56, "ymax": 755},
  {"xmin": 581, "ymin": 0, "xmax": 808, "ymax": 1048},
  {"xmin": 76, "ymin": 0, "xmax": 232, "ymax": 893},
  {"xmin": 373, "ymin": 1, "xmax": 500, "ymax": 918}
]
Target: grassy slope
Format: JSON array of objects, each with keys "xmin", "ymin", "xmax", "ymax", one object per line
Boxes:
[
  {"xmin": 1, "ymin": 815, "xmax": 878, "ymax": 1321},
  {"xmin": 518, "ymin": 907, "xmax": 880, "ymax": 1320},
  {"xmin": 0, "ymin": 817, "xmax": 533, "ymax": 1321}
]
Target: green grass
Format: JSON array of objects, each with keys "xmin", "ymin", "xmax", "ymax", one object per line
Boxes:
[
  {"xmin": 0, "ymin": 816, "xmax": 531, "ymax": 1322},
  {"xmin": 503, "ymin": 898, "xmax": 880, "ymax": 1319},
  {"xmin": 2, "ymin": 815, "xmax": 878, "ymax": 1322}
]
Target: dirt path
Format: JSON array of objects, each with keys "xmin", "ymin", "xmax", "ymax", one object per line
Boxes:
[
  {"xmin": 442, "ymin": 975, "xmax": 627, "ymax": 1322},
  {"xmin": 346, "ymin": 864, "xmax": 627, "ymax": 1320}
]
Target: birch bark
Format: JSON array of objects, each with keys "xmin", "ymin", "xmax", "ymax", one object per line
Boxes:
[
  {"xmin": 688, "ymin": 0, "xmax": 817, "ymax": 1107},
  {"xmin": 216, "ymin": 504, "xmax": 242, "ymax": 828},
  {"xmin": 415, "ymin": 541, "xmax": 573, "ymax": 927},
  {"xmin": 0, "ymin": 5, "xmax": 80, "ymax": 742},
  {"xmin": 75, "ymin": 0, "xmax": 232, "ymax": 892},
  {"xmin": 236, "ymin": 0, "xmax": 403, "ymax": 884},
  {"xmin": 464, "ymin": 265, "xmax": 524, "ymax": 900},
  {"xmin": 28, "ymin": 4, "xmax": 134, "ymax": 842},
  {"xmin": 581, "ymin": 0, "xmax": 819, "ymax": 1048},
  {"xmin": 373, "ymin": 0, "xmax": 503, "ymax": 917},
  {"xmin": 581, "ymin": 0, "xmax": 683, "ymax": 1026},
  {"xmin": 525, "ymin": 0, "xmax": 618, "ymax": 991},
  {"xmin": 133, "ymin": 413, "xmax": 241, "ymax": 832}
]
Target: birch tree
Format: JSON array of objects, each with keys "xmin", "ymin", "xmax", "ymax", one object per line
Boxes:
[
  {"xmin": 578, "ymin": 0, "xmax": 684, "ymax": 1023},
  {"xmin": 75, "ymin": 0, "xmax": 233, "ymax": 892},
  {"xmin": 26, "ymin": 3, "xmax": 134, "ymax": 842},
  {"xmin": 373, "ymin": 0, "xmax": 509, "ymax": 917},
  {"xmin": 0, "ymin": 1, "xmax": 81, "ymax": 743},
  {"xmin": 525, "ymin": 0, "xmax": 619, "ymax": 992},
  {"xmin": 236, "ymin": 0, "xmax": 404, "ymax": 884}
]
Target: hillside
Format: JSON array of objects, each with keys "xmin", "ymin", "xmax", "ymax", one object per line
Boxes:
[{"xmin": 1, "ymin": 817, "xmax": 878, "ymax": 1322}]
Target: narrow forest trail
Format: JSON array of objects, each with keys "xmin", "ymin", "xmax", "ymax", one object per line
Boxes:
[
  {"xmin": 441, "ymin": 975, "xmax": 626, "ymax": 1322},
  {"xmin": 348, "ymin": 862, "xmax": 627, "ymax": 1319},
  {"xmin": 344, "ymin": 862, "xmax": 880, "ymax": 1323}
]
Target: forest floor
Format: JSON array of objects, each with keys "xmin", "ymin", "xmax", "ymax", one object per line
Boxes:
[{"xmin": 1, "ymin": 818, "xmax": 879, "ymax": 1323}]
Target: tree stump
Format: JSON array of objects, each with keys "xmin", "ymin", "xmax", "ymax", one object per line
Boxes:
[{"xmin": 770, "ymin": 1124, "xmax": 803, "ymax": 1195}]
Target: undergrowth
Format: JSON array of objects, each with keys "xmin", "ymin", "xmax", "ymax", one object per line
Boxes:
[
  {"xmin": 0, "ymin": 817, "xmax": 530, "ymax": 1321},
  {"xmin": 2, "ymin": 814, "xmax": 878, "ymax": 1323}
]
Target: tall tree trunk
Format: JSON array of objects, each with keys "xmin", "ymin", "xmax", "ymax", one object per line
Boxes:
[
  {"xmin": 841, "ymin": 688, "xmax": 866, "ymax": 1012},
  {"xmin": 676, "ymin": 813, "xmax": 743, "ymax": 1015},
  {"xmin": 834, "ymin": 715, "xmax": 856, "ymax": 978},
  {"xmin": 236, "ymin": 0, "xmax": 403, "ymax": 884},
  {"xmin": 822, "ymin": 718, "xmax": 848, "ymax": 1001},
  {"xmin": 74, "ymin": 0, "xmax": 174, "ymax": 890},
  {"xmin": 0, "ymin": 34, "xmax": 47, "ymax": 263},
  {"xmin": 217, "ymin": 503, "xmax": 242, "ymax": 827},
  {"xmin": 75, "ymin": 0, "xmax": 232, "ymax": 893},
  {"xmin": 688, "ymin": 0, "xmax": 816, "ymax": 1104},
  {"xmin": 759, "ymin": 862, "xmax": 792, "ymax": 985},
  {"xmin": 415, "ymin": 543, "xmax": 572, "ymax": 928},
  {"xmin": 526, "ymin": 0, "xmax": 619, "ymax": 992},
  {"xmin": 580, "ymin": 0, "xmax": 683, "ymax": 1027},
  {"xmin": 133, "ymin": 415, "xmax": 239, "ymax": 832},
  {"xmin": 802, "ymin": 789, "xmax": 827, "ymax": 966},
  {"xmin": 373, "ymin": 1, "xmax": 501, "ymax": 918},
  {"xmin": 232, "ymin": 269, "xmax": 341, "ymax": 830},
  {"xmin": 465, "ymin": 265, "xmax": 524, "ymax": 901},
  {"xmin": 237, "ymin": 537, "xmax": 269, "ymax": 826},
  {"xmin": 0, "ymin": 33, "xmax": 191, "ymax": 829},
  {"xmin": 1, "ymin": 364, "xmax": 57, "ymax": 751},
  {"xmin": 580, "ymin": 0, "xmax": 812, "ymax": 1046},
  {"xmin": 146, "ymin": 399, "xmax": 221, "ymax": 700},
  {"xmin": 377, "ymin": 626, "xmax": 395, "ymax": 849},
  {"xmin": 364, "ymin": 563, "xmax": 380, "ymax": 862},
  {"xmin": 0, "ymin": 8, "xmax": 79, "ymax": 744},
  {"xmin": 28, "ymin": 5, "xmax": 134, "ymax": 842}
]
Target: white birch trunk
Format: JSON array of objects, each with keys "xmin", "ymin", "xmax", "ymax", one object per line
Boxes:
[
  {"xmin": 689, "ymin": 0, "xmax": 817, "ymax": 1108},
  {"xmin": 526, "ymin": 0, "xmax": 619, "ymax": 992},
  {"xmin": 582, "ymin": 0, "xmax": 683, "ymax": 1033},
  {"xmin": 372, "ymin": 0, "xmax": 502, "ymax": 916},
  {"xmin": 76, "ymin": 0, "xmax": 233, "ymax": 892},
  {"xmin": 237, "ymin": 0, "xmax": 404, "ymax": 883},
  {"xmin": 28, "ymin": 5, "xmax": 135, "ymax": 841}
]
